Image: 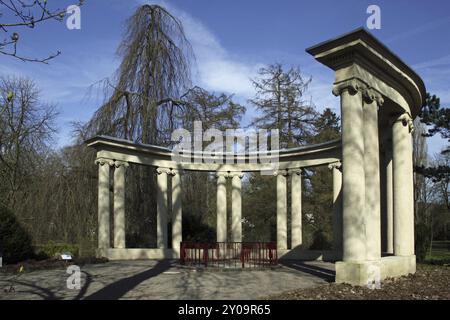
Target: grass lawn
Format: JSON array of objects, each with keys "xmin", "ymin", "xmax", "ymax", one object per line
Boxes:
[{"xmin": 426, "ymin": 241, "xmax": 450, "ymax": 264}]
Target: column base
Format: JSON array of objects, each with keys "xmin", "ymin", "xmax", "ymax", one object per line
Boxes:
[
  {"xmin": 336, "ymin": 255, "xmax": 416, "ymax": 286},
  {"xmin": 96, "ymin": 248, "xmax": 108, "ymax": 259},
  {"xmin": 336, "ymin": 260, "xmax": 382, "ymax": 286}
]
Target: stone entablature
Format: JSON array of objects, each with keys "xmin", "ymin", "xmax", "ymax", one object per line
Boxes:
[
  {"xmin": 86, "ymin": 136, "xmax": 342, "ymax": 172},
  {"xmin": 306, "ymin": 27, "xmax": 425, "ymax": 117}
]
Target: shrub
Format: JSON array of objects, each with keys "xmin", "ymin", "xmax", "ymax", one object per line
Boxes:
[
  {"xmin": 0, "ymin": 206, "xmax": 34, "ymax": 264},
  {"xmin": 182, "ymin": 215, "xmax": 215, "ymax": 243},
  {"xmin": 35, "ymin": 241, "xmax": 79, "ymax": 259}
]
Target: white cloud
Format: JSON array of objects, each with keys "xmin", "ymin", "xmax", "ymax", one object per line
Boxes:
[
  {"xmin": 137, "ymin": 0, "xmax": 339, "ymax": 114},
  {"xmin": 413, "ymin": 53, "xmax": 450, "ymax": 70},
  {"xmin": 148, "ymin": 1, "xmax": 261, "ymax": 98},
  {"xmin": 133, "ymin": 1, "xmax": 265, "ymax": 129},
  {"xmin": 414, "ymin": 54, "xmax": 450, "ymax": 106},
  {"xmin": 386, "ymin": 16, "xmax": 450, "ymax": 44}
]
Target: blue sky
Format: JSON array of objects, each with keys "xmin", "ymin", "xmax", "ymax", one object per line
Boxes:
[{"xmin": 0, "ymin": 0, "xmax": 449, "ymax": 156}]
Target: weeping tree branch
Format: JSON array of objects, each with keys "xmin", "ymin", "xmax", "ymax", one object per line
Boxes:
[
  {"xmin": 83, "ymin": 4, "xmax": 245, "ymax": 148},
  {"xmin": 84, "ymin": 5, "xmax": 193, "ymax": 143}
]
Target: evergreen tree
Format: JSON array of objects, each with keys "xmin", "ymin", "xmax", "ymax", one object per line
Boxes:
[
  {"xmin": 420, "ymin": 93, "xmax": 450, "ymax": 154},
  {"xmin": 249, "ymin": 64, "xmax": 317, "ymax": 148},
  {"xmin": 417, "ymin": 93, "xmax": 450, "ymax": 182}
]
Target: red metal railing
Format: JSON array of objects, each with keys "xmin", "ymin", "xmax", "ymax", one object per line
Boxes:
[{"xmin": 180, "ymin": 242, "xmax": 277, "ymax": 268}]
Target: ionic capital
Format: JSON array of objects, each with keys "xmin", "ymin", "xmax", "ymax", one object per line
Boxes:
[
  {"xmin": 394, "ymin": 112, "xmax": 415, "ymax": 133},
  {"xmin": 273, "ymin": 169, "xmax": 289, "ymax": 177},
  {"xmin": 95, "ymin": 157, "xmax": 114, "ymax": 166},
  {"xmin": 328, "ymin": 162, "xmax": 342, "ymax": 172},
  {"xmin": 114, "ymin": 160, "xmax": 129, "ymax": 169},
  {"xmin": 363, "ymin": 88, "xmax": 384, "ymax": 107},
  {"xmin": 216, "ymin": 171, "xmax": 230, "ymax": 179},
  {"xmin": 229, "ymin": 171, "xmax": 244, "ymax": 179},
  {"xmin": 290, "ymin": 168, "xmax": 303, "ymax": 176},
  {"xmin": 168, "ymin": 169, "xmax": 183, "ymax": 176},
  {"xmin": 156, "ymin": 167, "xmax": 172, "ymax": 175},
  {"xmin": 332, "ymin": 78, "xmax": 367, "ymax": 97}
]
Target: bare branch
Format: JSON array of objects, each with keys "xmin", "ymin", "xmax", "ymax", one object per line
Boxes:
[{"xmin": 0, "ymin": 0, "xmax": 84, "ymax": 63}]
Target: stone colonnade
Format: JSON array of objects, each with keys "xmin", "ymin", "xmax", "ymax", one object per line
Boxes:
[
  {"xmin": 89, "ymin": 29, "xmax": 425, "ymax": 285},
  {"xmin": 94, "ymin": 163, "xmax": 344, "ymax": 256},
  {"xmin": 95, "ymin": 162, "xmax": 183, "ymax": 256}
]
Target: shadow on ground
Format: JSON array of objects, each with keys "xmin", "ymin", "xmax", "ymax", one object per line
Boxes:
[
  {"xmin": 82, "ymin": 260, "xmax": 172, "ymax": 300},
  {"xmin": 280, "ymin": 261, "xmax": 336, "ymax": 282}
]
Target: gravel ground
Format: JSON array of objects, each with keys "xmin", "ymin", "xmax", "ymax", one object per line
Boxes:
[{"xmin": 267, "ymin": 264, "xmax": 450, "ymax": 300}]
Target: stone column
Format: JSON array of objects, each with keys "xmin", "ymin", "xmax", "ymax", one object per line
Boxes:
[
  {"xmin": 171, "ymin": 170, "xmax": 182, "ymax": 256},
  {"xmin": 332, "ymin": 80, "xmax": 366, "ymax": 262},
  {"xmin": 392, "ymin": 113, "xmax": 415, "ymax": 256},
  {"xmin": 156, "ymin": 167, "xmax": 170, "ymax": 249},
  {"xmin": 95, "ymin": 158, "xmax": 113, "ymax": 249},
  {"xmin": 276, "ymin": 170, "xmax": 288, "ymax": 250},
  {"xmin": 231, "ymin": 172, "xmax": 243, "ymax": 242},
  {"xmin": 113, "ymin": 160, "xmax": 128, "ymax": 249},
  {"xmin": 216, "ymin": 172, "xmax": 228, "ymax": 243},
  {"xmin": 363, "ymin": 89, "xmax": 383, "ymax": 261},
  {"xmin": 291, "ymin": 169, "xmax": 302, "ymax": 249},
  {"xmin": 385, "ymin": 149, "xmax": 394, "ymax": 254},
  {"xmin": 329, "ymin": 162, "xmax": 343, "ymax": 255}
]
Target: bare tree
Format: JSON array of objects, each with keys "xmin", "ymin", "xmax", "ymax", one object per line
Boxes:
[
  {"xmin": 434, "ymin": 153, "xmax": 450, "ymax": 210},
  {"xmin": 412, "ymin": 118, "xmax": 433, "ymax": 259},
  {"xmin": 0, "ymin": 76, "xmax": 57, "ymax": 208},
  {"xmin": 0, "ymin": 0, "xmax": 84, "ymax": 63}
]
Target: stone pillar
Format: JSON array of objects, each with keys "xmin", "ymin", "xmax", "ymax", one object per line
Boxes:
[
  {"xmin": 385, "ymin": 149, "xmax": 394, "ymax": 254},
  {"xmin": 329, "ymin": 162, "xmax": 342, "ymax": 255},
  {"xmin": 231, "ymin": 172, "xmax": 243, "ymax": 242},
  {"xmin": 216, "ymin": 172, "xmax": 228, "ymax": 243},
  {"xmin": 171, "ymin": 170, "xmax": 182, "ymax": 256},
  {"xmin": 333, "ymin": 80, "xmax": 366, "ymax": 262},
  {"xmin": 392, "ymin": 113, "xmax": 415, "ymax": 256},
  {"xmin": 276, "ymin": 170, "xmax": 288, "ymax": 250},
  {"xmin": 113, "ymin": 161, "xmax": 128, "ymax": 249},
  {"xmin": 291, "ymin": 169, "xmax": 302, "ymax": 249},
  {"xmin": 96, "ymin": 158, "xmax": 113, "ymax": 250},
  {"xmin": 363, "ymin": 90, "xmax": 383, "ymax": 261},
  {"xmin": 156, "ymin": 167, "xmax": 170, "ymax": 248}
]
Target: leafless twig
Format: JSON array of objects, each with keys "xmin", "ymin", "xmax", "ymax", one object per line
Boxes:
[{"xmin": 0, "ymin": 0, "xmax": 84, "ymax": 63}]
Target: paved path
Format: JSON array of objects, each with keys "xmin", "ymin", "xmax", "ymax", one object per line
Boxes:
[{"xmin": 0, "ymin": 260, "xmax": 335, "ymax": 300}]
